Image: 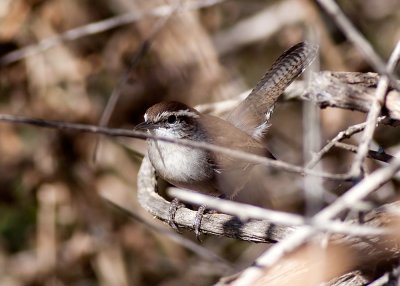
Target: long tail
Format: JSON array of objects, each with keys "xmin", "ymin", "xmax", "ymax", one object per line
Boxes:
[{"xmin": 226, "ymin": 42, "xmax": 319, "ymax": 139}]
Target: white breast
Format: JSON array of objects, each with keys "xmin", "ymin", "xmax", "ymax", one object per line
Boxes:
[{"xmin": 147, "ymin": 137, "xmax": 214, "ymax": 191}]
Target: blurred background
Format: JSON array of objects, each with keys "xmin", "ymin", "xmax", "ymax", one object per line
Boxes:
[{"xmin": 0, "ymin": 0, "xmax": 400, "ymax": 285}]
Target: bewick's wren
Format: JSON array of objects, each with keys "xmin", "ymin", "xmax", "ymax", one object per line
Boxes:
[{"xmin": 136, "ymin": 42, "xmax": 318, "ymax": 236}]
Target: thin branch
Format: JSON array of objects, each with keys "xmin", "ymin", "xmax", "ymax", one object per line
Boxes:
[
  {"xmin": 317, "ymin": 0, "xmax": 400, "ymax": 91},
  {"xmin": 317, "ymin": 155, "xmax": 400, "ymax": 220},
  {"xmin": 334, "ymin": 142, "xmax": 395, "ymax": 163},
  {"xmin": 306, "ymin": 118, "xmax": 386, "ymax": 169},
  {"xmin": 350, "ymin": 41, "xmax": 400, "ymax": 177},
  {"xmin": 0, "ymin": 113, "xmax": 351, "ymax": 181},
  {"xmin": 168, "ymin": 188, "xmax": 388, "ymax": 237},
  {"xmin": 0, "ymin": 0, "xmax": 224, "ymax": 65}
]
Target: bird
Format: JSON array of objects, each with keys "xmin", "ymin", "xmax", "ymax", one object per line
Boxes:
[{"xmin": 136, "ymin": 42, "xmax": 319, "ymax": 237}]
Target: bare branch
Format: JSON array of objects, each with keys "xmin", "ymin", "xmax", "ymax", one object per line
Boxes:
[
  {"xmin": 334, "ymin": 142, "xmax": 395, "ymax": 163},
  {"xmin": 306, "ymin": 118, "xmax": 385, "ymax": 169},
  {"xmin": 137, "ymin": 156, "xmax": 292, "ymax": 242},
  {"xmin": 0, "ymin": 113, "xmax": 351, "ymax": 180},
  {"xmin": 168, "ymin": 188, "xmax": 388, "ymax": 237},
  {"xmin": 300, "ymin": 72, "xmax": 400, "ymax": 121}
]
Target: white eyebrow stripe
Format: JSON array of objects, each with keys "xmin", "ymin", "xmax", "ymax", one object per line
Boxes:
[{"xmin": 153, "ymin": 109, "xmax": 199, "ymax": 122}]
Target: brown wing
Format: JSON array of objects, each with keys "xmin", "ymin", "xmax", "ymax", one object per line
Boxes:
[
  {"xmin": 200, "ymin": 114, "xmax": 273, "ymax": 167},
  {"xmin": 199, "ymin": 114, "xmax": 274, "ymax": 198}
]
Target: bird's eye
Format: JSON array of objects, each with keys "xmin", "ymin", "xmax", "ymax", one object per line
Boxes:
[{"xmin": 167, "ymin": 115, "xmax": 177, "ymax": 124}]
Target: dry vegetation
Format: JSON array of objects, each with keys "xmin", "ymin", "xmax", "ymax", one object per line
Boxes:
[{"xmin": 1, "ymin": 0, "xmax": 400, "ymax": 285}]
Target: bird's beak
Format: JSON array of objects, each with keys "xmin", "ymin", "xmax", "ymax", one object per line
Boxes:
[{"xmin": 134, "ymin": 121, "xmax": 158, "ymax": 131}]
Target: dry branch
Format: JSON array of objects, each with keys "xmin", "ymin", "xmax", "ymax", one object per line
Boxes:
[
  {"xmin": 301, "ymin": 72, "xmax": 400, "ymax": 121},
  {"xmin": 137, "ymin": 156, "xmax": 293, "ymax": 243},
  {"xmin": 168, "ymin": 188, "xmax": 387, "ymax": 237},
  {"xmin": 333, "ymin": 142, "xmax": 394, "ymax": 163}
]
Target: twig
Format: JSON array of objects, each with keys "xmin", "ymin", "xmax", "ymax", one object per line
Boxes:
[
  {"xmin": 231, "ymin": 152, "xmax": 400, "ymax": 285},
  {"xmin": 306, "ymin": 118, "xmax": 385, "ymax": 169},
  {"xmin": 168, "ymin": 188, "xmax": 388, "ymax": 237},
  {"xmin": 0, "ymin": 113, "xmax": 351, "ymax": 181},
  {"xmin": 334, "ymin": 142, "xmax": 395, "ymax": 163},
  {"xmin": 350, "ymin": 41, "xmax": 400, "ymax": 177},
  {"xmin": 0, "ymin": 0, "xmax": 224, "ymax": 65},
  {"xmin": 317, "ymin": 0, "xmax": 400, "ymax": 91}
]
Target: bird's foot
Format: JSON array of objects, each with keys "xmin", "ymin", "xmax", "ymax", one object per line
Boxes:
[
  {"xmin": 193, "ymin": 204, "xmax": 207, "ymax": 242},
  {"xmin": 168, "ymin": 198, "xmax": 184, "ymax": 232}
]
